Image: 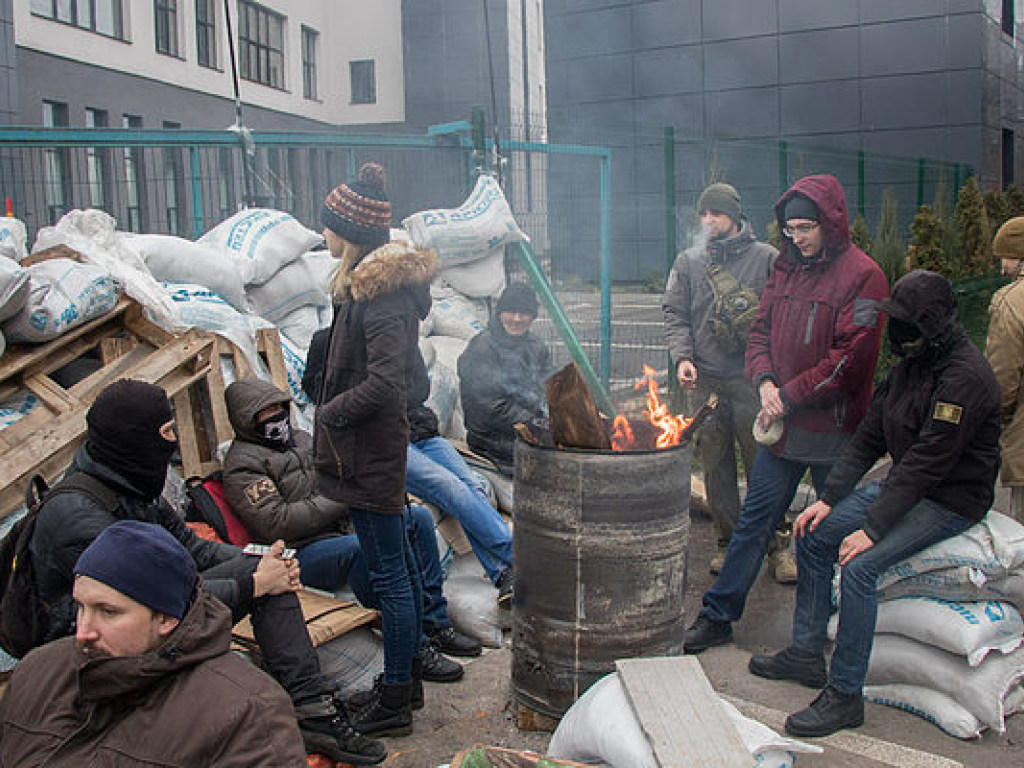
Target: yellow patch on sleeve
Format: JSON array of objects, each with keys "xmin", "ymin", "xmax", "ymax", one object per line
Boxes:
[
  {"xmin": 932, "ymin": 401, "xmax": 963, "ymax": 425},
  {"xmin": 244, "ymin": 478, "xmax": 279, "ymax": 505}
]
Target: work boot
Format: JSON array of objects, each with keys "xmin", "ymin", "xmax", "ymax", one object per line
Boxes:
[
  {"xmin": 496, "ymin": 567, "xmax": 514, "ymax": 610},
  {"xmin": 345, "ymin": 673, "xmax": 424, "ymax": 712},
  {"xmin": 428, "ymin": 625, "xmax": 482, "ymax": 657},
  {"xmin": 709, "ymin": 539, "xmax": 728, "ymax": 575},
  {"xmin": 295, "ymin": 693, "xmax": 388, "ymax": 765},
  {"xmin": 769, "ymin": 530, "xmax": 799, "ymax": 584},
  {"xmin": 785, "ymin": 685, "xmax": 864, "ymax": 738},
  {"xmin": 349, "ymin": 681, "xmax": 414, "ymax": 737},
  {"xmin": 749, "ymin": 646, "xmax": 827, "ymax": 689},
  {"xmin": 683, "ymin": 615, "xmax": 732, "ymax": 654},
  {"xmin": 419, "ymin": 641, "xmax": 464, "ymax": 683}
]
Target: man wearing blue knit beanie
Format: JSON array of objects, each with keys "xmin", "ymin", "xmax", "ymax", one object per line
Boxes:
[{"xmin": 0, "ymin": 520, "xmax": 308, "ymax": 766}]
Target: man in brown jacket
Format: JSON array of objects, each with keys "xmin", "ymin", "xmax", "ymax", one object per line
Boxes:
[
  {"xmin": 0, "ymin": 521, "xmax": 308, "ymax": 767},
  {"xmin": 986, "ymin": 216, "xmax": 1024, "ymax": 521}
]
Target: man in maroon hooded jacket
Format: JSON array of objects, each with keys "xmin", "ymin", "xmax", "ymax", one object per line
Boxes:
[{"xmin": 685, "ymin": 174, "xmax": 888, "ymax": 653}]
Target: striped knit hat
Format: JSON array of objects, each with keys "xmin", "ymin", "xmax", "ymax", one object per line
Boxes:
[{"xmin": 321, "ymin": 162, "xmax": 391, "ymax": 248}]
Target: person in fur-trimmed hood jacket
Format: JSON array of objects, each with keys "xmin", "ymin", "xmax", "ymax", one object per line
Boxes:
[
  {"xmin": 684, "ymin": 174, "xmax": 889, "ymax": 658},
  {"xmin": 313, "ymin": 161, "xmax": 437, "ymax": 738}
]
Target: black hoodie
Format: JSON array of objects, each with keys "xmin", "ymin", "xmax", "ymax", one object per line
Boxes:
[{"xmin": 820, "ymin": 270, "xmax": 1001, "ymax": 540}]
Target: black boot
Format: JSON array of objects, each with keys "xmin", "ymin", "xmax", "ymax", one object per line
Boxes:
[
  {"xmin": 418, "ymin": 642, "xmax": 464, "ymax": 683},
  {"xmin": 295, "ymin": 694, "xmax": 387, "ymax": 765},
  {"xmin": 683, "ymin": 615, "xmax": 732, "ymax": 653},
  {"xmin": 428, "ymin": 625, "xmax": 482, "ymax": 657},
  {"xmin": 346, "ymin": 667, "xmax": 424, "ymax": 712},
  {"xmin": 749, "ymin": 646, "xmax": 827, "ymax": 689},
  {"xmin": 349, "ymin": 681, "xmax": 414, "ymax": 737},
  {"xmin": 785, "ymin": 685, "xmax": 864, "ymax": 737}
]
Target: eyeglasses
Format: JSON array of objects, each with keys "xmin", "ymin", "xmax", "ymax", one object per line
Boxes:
[{"xmin": 783, "ymin": 222, "xmax": 819, "ymax": 238}]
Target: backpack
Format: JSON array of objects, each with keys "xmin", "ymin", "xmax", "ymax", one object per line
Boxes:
[
  {"xmin": 0, "ymin": 473, "xmax": 118, "ymax": 659},
  {"xmin": 705, "ymin": 263, "xmax": 761, "ymax": 353},
  {"xmin": 184, "ymin": 471, "xmax": 252, "ymax": 547}
]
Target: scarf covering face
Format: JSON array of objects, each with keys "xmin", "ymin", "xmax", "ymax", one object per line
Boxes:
[
  {"xmin": 258, "ymin": 412, "xmax": 293, "ymax": 448},
  {"xmin": 86, "ymin": 380, "xmax": 176, "ymax": 500}
]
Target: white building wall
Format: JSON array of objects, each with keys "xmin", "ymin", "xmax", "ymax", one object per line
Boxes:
[{"xmin": 13, "ymin": 0, "xmax": 405, "ymax": 125}]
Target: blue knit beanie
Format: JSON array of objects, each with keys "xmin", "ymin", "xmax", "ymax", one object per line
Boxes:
[{"xmin": 75, "ymin": 521, "xmax": 197, "ymax": 619}]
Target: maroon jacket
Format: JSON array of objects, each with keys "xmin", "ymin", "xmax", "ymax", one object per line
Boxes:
[{"xmin": 745, "ymin": 175, "xmax": 888, "ymax": 463}]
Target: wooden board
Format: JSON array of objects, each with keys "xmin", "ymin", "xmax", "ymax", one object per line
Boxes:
[
  {"xmin": 545, "ymin": 362, "xmax": 611, "ymax": 450},
  {"xmin": 615, "ymin": 657, "xmax": 750, "ymax": 768}
]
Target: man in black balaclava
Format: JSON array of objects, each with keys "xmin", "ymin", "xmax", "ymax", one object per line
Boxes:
[
  {"xmin": 28, "ymin": 378, "xmax": 388, "ymax": 766},
  {"xmin": 748, "ymin": 270, "xmax": 1001, "ymax": 738}
]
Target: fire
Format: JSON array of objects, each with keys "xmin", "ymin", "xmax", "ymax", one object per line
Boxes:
[{"xmin": 612, "ymin": 364, "xmax": 693, "ymax": 450}]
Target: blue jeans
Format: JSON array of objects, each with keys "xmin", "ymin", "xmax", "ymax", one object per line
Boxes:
[
  {"xmin": 299, "ymin": 506, "xmax": 450, "ymax": 644},
  {"xmin": 701, "ymin": 446, "xmax": 831, "ymax": 623},
  {"xmin": 792, "ymin": 481, "xmax": 973, "ymax": 694},
  {"xmin": 349, "ymin": 507, "xmax": 424, "ymax": 685},
  {"xmin": 407, "ymin": 437, "xmax": 513, "ymax": 584}
]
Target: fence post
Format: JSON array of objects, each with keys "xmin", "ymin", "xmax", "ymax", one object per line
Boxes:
[
  {"xmin": 779, "ymin": 140, "xmax": 789, "ymax": 195},
  {"xmin": 665, "ymin": 126, "xmax": 676, "ymax": 276},
  {"xmin": 857, "ymin": 150, "xmax": 866, "ymax": 217},
  {"xmin": 599, "ymin": 149, "xmax": 613, "ymax": 392},
  {"xmin": 189, "ymin": 146, "xmax": 204, "ymax": 239},
  {"xmin": 917, "ymin": 157, "xmax": 926, "ymax": 210}
]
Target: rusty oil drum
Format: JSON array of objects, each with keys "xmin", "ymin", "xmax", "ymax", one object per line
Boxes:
[{"xmin": 510, "ymin": 437, "xmax": 690, "ymax": 718}]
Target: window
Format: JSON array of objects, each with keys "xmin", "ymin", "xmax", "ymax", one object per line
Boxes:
[
  {"xmin": 122, "ymin": 114, "xmax": 147, "ymax": 232},
  {"xmin": 1004, "ymin": 128, "xmax": 1016, "ymax": 187},
  {"xmin": 302, "ymin": 26, "xmax": 319, "ymax": 100},
  {"xmin": 84, "ymin": 107, "xmax": 110, "ymax": 210},
  {"xmin": 217, "ymin": 148, "xmax": 236, "ymax": 220},
  {"xmin": 42, "ymin": 101, "xmax": 70, "ymax": 223},
  {"xmin": 350, "ymin": 60, "xmax": 376, "ymax": 105},
  {"xmin": 196, "ymin": 0, "xmax": 217, "ymax": 68},
  {"xmin": 31, "ymin": 0, "xmax": 124, "ymax": 39},
  {"xmin": 238, "ymin": 1, "xmax": 285, "ymax": 90},
  {"xmin": 1004, "ymin": 0, "xmax": 1015, "ymax": 36},
  {"xmin": 155, "ymin": 0, "xmax": 179, "ymax": 56}
]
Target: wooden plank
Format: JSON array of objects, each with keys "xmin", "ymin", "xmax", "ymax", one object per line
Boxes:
[
  {"xmin": 204, "ymin": 336, "xmax": 235, "ymax": 449},
  {"xmin": 256, "ymin": 327, "xmax": 289, "ymax": 392},
  {"xmin": 99, "ymin": 334, "xmax": 139, "ymax": 365},
  {"xmin": 546, "ymin": 362, "xmax": 611, "ymax": 450},
  {"xmin": 22, "ymin": 373, "xmax": 79, "ymax": 414},
  {"xmin": 122, "ymin": 301, "xmax": 175, "ymax": 348},
  {"xmin": 615, "ymin": 657, "xmax": 749, "ymax": 768},
  {"xmin": 173, "ymin": 386, "xmax": 204, "ymax": 480}
]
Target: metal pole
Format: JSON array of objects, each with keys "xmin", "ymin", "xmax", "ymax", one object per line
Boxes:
[
  {"xmin": 778, "ymin": 139, "xmax": 789, "ymax": 195},
  {"xmin": 223, "ymin": 0, "xmax": 254, "ymax": 207},
  {"xmin": 189, "ymin": 145, "xmax": 204, "ymax": 238},
  {"xmin": 857, "ymin": 150, "xmax": 866, "ymax": 217},
  {"xmin": 664, "ymin": 126, "xmax": 677, "ymax": 275},
  {"xmin": 512, "ymin": 240, "xmax": 616, "ymax": 416},
  {"xmin": 917, "ymin": 157, "xmax": 926, "ymax": 210},
  {"xmin": 599, "ymin": 149, "xmax": 612, "ymax": 391}
]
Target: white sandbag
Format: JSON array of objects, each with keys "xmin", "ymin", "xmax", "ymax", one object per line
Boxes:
[
  {"xmin": 0, "ymin": 217, "xmax": 28, "ymax": 260},
  {"xmin": 449, "ymin": 398, "xmax": 467, "ymax": 442},
  {"xmin": 279, "ymin": 331, "xmax": 312, "ymax": 407},
  {"xmin": 867, "ymin": 597, "xmax": 1023, "ymax": 666},
  {"xmin": 3, "ymin": 259, "xmax": 120, "ymax": 342},
  {"xmin": 428, "ymin": 294, "xmax": 488, "ymax": 340},
  {"xmin": 276, "ymin": 304, "xmax": 323, "ymax": 354},
  {"xmin": 246, "ymin": 257, "xmax": 328, "ymax": 323},
  {"xmin": 435, "ymin": 246, "xmax": 507, "ymax": 298},
  {"xmin": 0, "ymin": 257, "xmax": 30, "ymax": 322},
  {"xmin": 879, "ymin": 512, "xmax": 1024, "ymax": 588},
  {"xmin": 126, "ymin": 233, "xmax": 249, "ymax": 312},
  {"xmin": 302, "ymin": 248, "xmax": 338, "ymax": 290},
  {"xmin": 442, "ymin": 552, "xmax": 503, "ymax": 648},
  {"xmin": 163, "ymin": 282, "xmax": 267, "ymax": 335},
  {"xmin": 548, "ymin": 673, "xmax": 820, "ymax": 768},
  {"xmin": 880, "ymin": 566, "xmax": 1024, "ymax": 614},
  {"xmin": 0, "ymin": 329, "xmax": 5, "ymax": 358},
  {"xmin": 198, "ymin": 208, "xmax": 322, "ymax": 285},
  {"xmin": 419, "ymin": 335, "xmax": 436, "ymax": 369},
  {"xmin": 31, "ymin": 209, "xmax": 181, "ymax": 331},
  {"xmin": 865, "ymin": 633, "xmax": 1024, "ymax": 731},
  {"xmin": 403, "ymin": 175, "xmax": 527, "ymax": 267},
  {"xmin": 0, "ymin": 389, "xmax": 39, "ymax": 430},
  {"xmin": 316, "ymin": 625, "xmax": 384, "ymax": 697},
  {"xmin": 426, "ymin": 335, "xmax": 467, "ymax": 438},
  {"xmin": 865, "ymin": 684, "xmax": 985, "ymax": 739}
]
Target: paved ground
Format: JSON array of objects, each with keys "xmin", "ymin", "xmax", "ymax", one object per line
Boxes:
[{"xmin": 378, "ymin": 489, "xmax": 1023, "ymax": 768}]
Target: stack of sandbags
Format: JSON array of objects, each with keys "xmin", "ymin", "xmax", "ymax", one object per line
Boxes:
[
  {"xmin": 840, "ymin": 511, "xmax": 1024, "ymax": 738},
  {"xmin": 403, "ymin": 175, "xmax": 527, "ymax": 443}
]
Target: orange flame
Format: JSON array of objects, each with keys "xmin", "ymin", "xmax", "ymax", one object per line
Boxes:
[{"xmin": 611, "ymin": 364, "xmax": 693, "ymax": 450}]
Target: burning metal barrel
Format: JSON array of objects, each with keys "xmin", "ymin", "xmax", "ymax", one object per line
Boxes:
[{"xmin": 511, "ymin": 436, "xmax": 691, "ymax": 718}]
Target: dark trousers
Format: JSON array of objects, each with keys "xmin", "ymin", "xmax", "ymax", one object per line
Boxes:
[{"xmin": 202, "ymin": 556, "xmax": 325, "ymax": 703}]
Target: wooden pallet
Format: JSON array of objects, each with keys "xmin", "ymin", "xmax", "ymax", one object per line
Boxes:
[{"xmin": 0, "ymin": 300, "xmax": 291, "ymax": 517}]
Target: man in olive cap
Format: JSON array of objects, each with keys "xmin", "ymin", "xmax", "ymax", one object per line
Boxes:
[
  {"xmin": 662, "ymin": 183, "xmax": 787, "ymax": 579},
  {"xmin": 986, "ymin": 216, "xmax": 1024, "ymax": 521}
]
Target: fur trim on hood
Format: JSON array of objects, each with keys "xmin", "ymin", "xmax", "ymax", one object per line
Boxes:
[{"xmin": 348, "ymin": 243, "xmax": 437, "ymax": 302}]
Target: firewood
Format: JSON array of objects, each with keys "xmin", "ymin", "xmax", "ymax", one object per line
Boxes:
[{"xmin": 545, "ymin": 362, "xmax": 611, "ymax": 450}]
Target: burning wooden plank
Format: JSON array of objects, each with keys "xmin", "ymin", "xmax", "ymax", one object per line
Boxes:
[{"xmin": 544, "ymin": 362, "xmax": 611, "ymax": 450}]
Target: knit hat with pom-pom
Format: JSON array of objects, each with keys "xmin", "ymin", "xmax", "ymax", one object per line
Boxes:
[{"xmin": 322, "ymin": 162, "xmax": 391, "ymax": 248}]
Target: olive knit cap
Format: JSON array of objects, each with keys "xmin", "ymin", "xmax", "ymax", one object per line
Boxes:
[
  {"xmin": 993, "ymin": 217, "xmax": 1024, "ymax": 259},
  {"xmin": 697, "ymin": 183, "xmax": 742, "ymax": 224}
]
